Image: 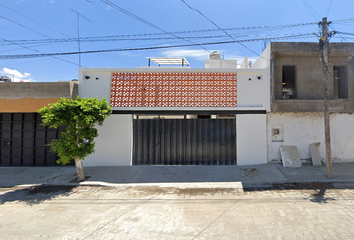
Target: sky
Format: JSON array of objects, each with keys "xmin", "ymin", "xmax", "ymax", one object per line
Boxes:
[{"xmin": 0, "ymin": 0, "xmax": 353, "ymax": 82}]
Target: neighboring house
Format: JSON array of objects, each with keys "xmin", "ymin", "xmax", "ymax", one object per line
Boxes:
[
  {"xmin": 80, "ymin": 53, "xmax": 271, "ymax": 166},
  {"xmin": 267, "ymin": 42, "xmax": 354, "ymax": 163},
  {"xmin": 0, "ymin": 81, "xmax": 78, "ymax": 166}
]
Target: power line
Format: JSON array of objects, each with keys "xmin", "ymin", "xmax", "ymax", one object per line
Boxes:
[
  {"xmin": 0, "ymin": 31, "xmax": 317, "ymax": 46},
  {"xmin": 180, "ymin": 0, "xmax": 269, "ymax": 61},
  {"xmin": 0, "ymin": 3, "xmax": 136, "ymax": 66},
  {"xmin": 331, "ymin": 18, "xmax": 354, "ymax": 22},
  {"xmin": 326, "ymin": 0, "xmax": 333, "ymax": 17},
  {"xmin": 0, "ymin": 33, "xmax": 314, "ymax": 60},
  {"xmin": 0, "ymin": 15, "xmax": 86, "ymax": 66},
  {"xmin": 99, "ymin": 0, "xmax": 210, "ymax": 53},
  {"xmin": 0, "ymin": 20, "xmax": 318, "ymax": 46},
  {"xmin": 0, "ymin": 15, "xmax": 54, "ymax": 39},
  {"xmin": 302, "ymin": 0, "xmax": 321, "ymax": 20},
  {"xmin": 0, "ymin": 3, "xmax": 73, "ymax": 38},
  {"xmin": 0, "ymin": 37, "xmax": 83, "ymax": 66}
]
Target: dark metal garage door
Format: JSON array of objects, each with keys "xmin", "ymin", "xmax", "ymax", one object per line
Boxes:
[
  {"xmin": 133, "ymin": 118, "xmax": 236, "ymax": 165},
  {"xmin": 0, "ymin": 113, "xmax": 67, "ymax": 166}
]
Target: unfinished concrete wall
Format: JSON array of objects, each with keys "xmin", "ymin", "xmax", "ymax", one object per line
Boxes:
[
  {"xmin": 270, "ymin": 42, "xmax": 354, "ymax": 113},
  {"xmin": 0, "ymin": 82, "xmax": 78, "ymax": 112},
  {"xmin": 0, "ymin": 82, "xmax": 78, "ymax": 99},
  {"xmin": 267, "ymin": 112, "xmax": 354, "ymax": 163}
]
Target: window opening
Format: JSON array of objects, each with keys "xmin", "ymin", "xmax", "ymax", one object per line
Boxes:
[
  {"xmin": 282, "ymin": 66, "xmax": 297, "ymax": 99},
  {"xmin": 333, "ymin": 66, "xmax": 348, "ymax": 99}
]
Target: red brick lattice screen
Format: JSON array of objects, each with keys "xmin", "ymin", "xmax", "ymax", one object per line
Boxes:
[{"xmin": 110, "ymin": 72, "xmax": 237, "ymax": 107}]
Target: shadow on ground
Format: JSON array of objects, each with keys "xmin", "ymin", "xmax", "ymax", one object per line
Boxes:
[
  {"xmin": 244, "ymin": 182, "xmax": 349, "ymax": 204},
  {"xmin": 0, "ymin": 186, "xmax": 76, "ymax": 205}
]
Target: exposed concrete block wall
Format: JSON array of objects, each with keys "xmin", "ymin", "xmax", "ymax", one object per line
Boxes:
[
  {"xmin": 0, "ymin": 82, "xmax": 78, "ymax": 112},
  {"xmin": 267, "ymin": 112, "xmax": 354, "ymax": 163},
  {"xmin": 270, "ymin": 42, "xmax": 354, "ymax": 113}
]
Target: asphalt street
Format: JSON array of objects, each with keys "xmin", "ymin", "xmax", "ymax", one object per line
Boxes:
[{"xmin": 1, "ymin": 183, "xmax": 354, "ymax": 239}]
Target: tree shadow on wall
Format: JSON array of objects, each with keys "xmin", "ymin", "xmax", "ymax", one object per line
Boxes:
[{"xmin": 0, "ymin": 186, "xmax": 76, "ymax": 206}]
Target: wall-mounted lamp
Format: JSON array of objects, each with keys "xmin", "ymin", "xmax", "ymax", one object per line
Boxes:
[
  {"xmin": 85, "ymin": 75, "xmax": 90, "ymax": 79},
  {"xmin": 256, "ymin": 75, "xmax": 262, "ymax": 80},
  {"xmin": 95, "ymin": 77, "xmax": 99, "ymax": 80},
  {"xmin": 248, "ymin": 78, "xmax": 252, "ymax": 81}
]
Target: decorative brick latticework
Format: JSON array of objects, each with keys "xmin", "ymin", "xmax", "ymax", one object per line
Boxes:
[{"xmin": 110, "ymin": 72, "xmax": 237, "ymax": 107}]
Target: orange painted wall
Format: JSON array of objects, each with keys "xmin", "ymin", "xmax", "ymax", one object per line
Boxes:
[{"xmin": 0, "ymin": 98, "xmax": 64, "ymax": 112}]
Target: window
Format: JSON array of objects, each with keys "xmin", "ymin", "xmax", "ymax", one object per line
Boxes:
[
  {"xmin": 333, "ymin": 66, "xmax": 348, "ymax": 99},
  {"xmin": 282, "ymin": 66, "xmax": 297, "ymax": 99}
]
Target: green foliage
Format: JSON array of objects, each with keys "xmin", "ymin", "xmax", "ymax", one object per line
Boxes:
[{"xmin": 37, "ymin": 97, "xmax": 112, "ymax": 165}]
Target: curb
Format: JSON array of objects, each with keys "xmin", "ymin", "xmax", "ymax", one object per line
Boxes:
[{"xmin": 2, "ymin": 179, "xmax": 354, "ymax": 190}]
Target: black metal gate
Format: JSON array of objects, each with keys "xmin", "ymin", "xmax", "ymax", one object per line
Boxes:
[
  {"xmin": 133, "ymin": 118, "xmax": 236, "ymax": 165},
  {"xmin": 0, "ymin": 113, "xmax": 67, "ymax": 166}
]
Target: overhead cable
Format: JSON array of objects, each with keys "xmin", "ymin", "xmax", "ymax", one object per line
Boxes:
[
  {"xmin": 180, "ymin": 0, "xmax": 269, "ymax": 61},
  {"xmin": 0, "ymin": 33, "xmax": 314, "ymax": 60},
  {"xmin": 99, "ymin": 0, "xmax": 210, "ymax": 53},
  {"xmin": 0, "ymin": 3, "xmax": 136, "ymax": 66}
]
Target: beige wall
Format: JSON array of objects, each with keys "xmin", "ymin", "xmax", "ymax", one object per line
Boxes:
[
  {"xmin": 0, "ymin": 82, "xmax": 78, "ymax": 112},
  {"xmin": 0, "ymin": 98, "xmax": 62, "ymax": 112}
]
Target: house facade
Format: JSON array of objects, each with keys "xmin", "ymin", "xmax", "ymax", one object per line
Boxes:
[
  {"xmin": 0, "ymin": 81, "xmax": 78, "ymax": 166},
  {"xmin": 79, "ymin": 50, "xmax": 271, "ymax": 166},
  {"xmin": 267, "ymin": 42, "xmax": 354, "ymax": 163}
]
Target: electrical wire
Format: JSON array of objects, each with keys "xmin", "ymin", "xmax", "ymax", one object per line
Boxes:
[
  {"xmin": 326, "ymin": 0, "xmax": 333, "ymax": 18},
  {"xmin": 0, "ymin": 37, "xmax": 84, "ymax": 67},
  {"xmin": 180, "ymin": 0, "xmax": 269, "ymax": 61},
  {"xmin": 0, "ymin": 20, "xmax": 318, "ymax": 46},
  {"xmin": 99, "ymin": 0, "xmax": 210, "ymax": 53},
  {"xmin": 0, "ymin": 3, "xmax": 136, "ymax": 66},
  {"xmin": 302, "ymin": 0, "xmax": 321, "ymax": 20},
  {"xmin": 0, "ymin": 33, "xmax": 314, "ymax": 60},
  {"xmin": 0, "ymin": 31, "xmax": 317, "ymax": 46}
]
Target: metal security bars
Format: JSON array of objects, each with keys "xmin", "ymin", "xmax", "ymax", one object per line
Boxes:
[
  {"xmin": 0, "ymin": 113, "xmax": 68, "ymax": 166},
  {"xmin": 132, "ymin": 118, "xmax": 236, "ymax": 165}
]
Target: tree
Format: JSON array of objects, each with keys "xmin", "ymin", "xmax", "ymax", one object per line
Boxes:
[{"xmin": 38, "ymin": 97, "xmax": 112, "ymax": 181}]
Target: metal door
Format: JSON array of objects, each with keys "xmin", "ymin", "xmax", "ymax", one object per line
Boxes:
[
  {"xmin": 132, "ymin": 118, "xmax": 236, "ymax": 165},
  {"xmin": 0, "ymin": 113, "xmax": 67, "ymax": 166}
]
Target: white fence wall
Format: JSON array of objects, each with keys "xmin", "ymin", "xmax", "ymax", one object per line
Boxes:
[
  {"xmin": 83, "ymin": 114, "xmax": 132, "ymax": 166},
  {"xmin": 237, "ymin": 114, "xmax": 268, "ymax": 165},
  {"xmin": 267, "ymin": 112, "xmax": 354, "ymax": 163}
]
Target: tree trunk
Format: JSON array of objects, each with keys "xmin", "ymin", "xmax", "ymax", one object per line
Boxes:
[{"xmin": 75, "ymin": 158, "xmax": 86, "ymax": 182}]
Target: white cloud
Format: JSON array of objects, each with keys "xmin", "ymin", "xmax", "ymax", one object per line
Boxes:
[
  {"xmin": 15, "ymin": 0, "xmax": 29, "ymax": 3},
  {"xmin": 160, "ymin": 49, "xmax": 210, "ymax": 61},
  {"xmin": 104, "ymin": 5, "xmax": 112, "ymax": 10},
  {"xmin": 0, "ymin": 68, "xmax": 36, "ymax": 82}
]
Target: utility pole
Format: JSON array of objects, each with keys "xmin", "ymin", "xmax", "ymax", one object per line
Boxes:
[{"xmin": 320, "ymin": 17, "xmax": 333, "ymax": 178}]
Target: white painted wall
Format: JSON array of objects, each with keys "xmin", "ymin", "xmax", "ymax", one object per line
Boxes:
[
  {"xmin": 79, "ymin": 68, "xmax": 270, "ymax": 111},
  {"xmin": 267, "ymin": 112, "xmax": 354, "ymax": 163},
  {"xmin": 237, "ymin": 114, "xmax": 267, "ymax": 165},
  {"xmin": 237, "ymin": 72, "xmax": 264, "ymax": 107},
  {"xmin": 79, "ymin": 70, "xmax": 111, "ymax": 101},
  {"xmin": 83, "ymin": 114, "xmax": 132, "ymax": 166},
  {"xmin": 253, "ymin": 44, "xmax": 271, "ymax": 112},
  {"xmin": 205, "ymin": 59, "xmax": 237, "ymax": 68}
]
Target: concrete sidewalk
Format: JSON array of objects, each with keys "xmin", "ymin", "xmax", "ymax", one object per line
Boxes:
[{"xmin": 1, "ymin": 162, "xmax": 354, "ymax": 189}]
